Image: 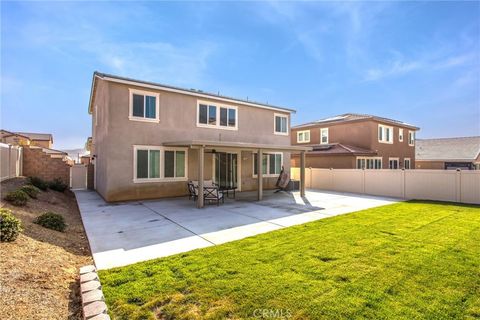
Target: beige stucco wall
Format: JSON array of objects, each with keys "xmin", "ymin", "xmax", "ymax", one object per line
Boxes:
[{"xmin": 92, "ymin": 79, "xmax": 292, "ymax": 202}]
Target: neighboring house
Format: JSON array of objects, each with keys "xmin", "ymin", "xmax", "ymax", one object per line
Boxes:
[
  {"xmin": 14, "ymin": 132, "xmax": 53, "ymax": 148},
  {"xmin": 416, "ymin": 137, "xmax": 480, "ymax": 170},
  {"xmin": 88, "ymin": 72, "xmax": 310, "ymax": 204},
  {"xmin": 0, "ymin": 129, "xmax": 72, "ymax": 183},
  {"xmin": 291, "ymin": 113, "xmax": 419, "ymax": 169},
  {"xmin": 0, "ymin": 130, "xmax": 32, "ymax": 146}
]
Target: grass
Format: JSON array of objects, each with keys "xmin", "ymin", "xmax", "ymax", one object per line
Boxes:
[{"xmin": 99, "ymin": 201, "xmax": 480, "ymax": 319}]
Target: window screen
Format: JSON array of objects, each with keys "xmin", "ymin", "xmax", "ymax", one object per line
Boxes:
[
  {"xmin": 136, "ymin": 150, "xmax": 148, "ymax": 178},
  {"xmin": 133, "ymin": 94, "xmax": 144, "ymax": 117}
]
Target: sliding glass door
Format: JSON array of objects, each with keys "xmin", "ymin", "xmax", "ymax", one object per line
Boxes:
[{"xmin": 214, "ymin": 152, "xmax": 238, "ymax": 188}]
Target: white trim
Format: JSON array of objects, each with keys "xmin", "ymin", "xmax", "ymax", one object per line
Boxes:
[
  {"xmin": 211, "ymin": 150, "xmax": 242, "ymax": 191},
  {"xmin": 378, "ymin": 124, "xmax": 394, "ymax": 144},
  {"xmin": 133, "ymin": 145, "xmax": 188, "ymax": 183},
  {"xmin": 296, "ymin": 130, "xmax": 310, "ymax": 143},
  {"xmin": 408, "ymin": 131, "xmax": 415, "ymax": 146},
  {"xmin": 97, "ymin": 74, "xmax": 295, "ymax": 114},
  {"xmin": 399, "ymin": 128, "xmax": 403, "ymax": 142},
  {"xmin": 252, "ymin": 151, "xmax": 284, "ymax": 177},
  {"xmin": 128, "ymin": 88, "xmax": 160, "ymax": 123},
  {"xmin": 356, "ymin": 156, "xmax": 383, "ymax": 169},
  {"xmin": 320, "ymin": 128, "xmax": 329, "ymax": 144},
  {"xmin": 274, "ymin": 113, "xmax": 289, "ymax": 136},
  {"xmin": 404, "ymin": 157, "xmax": 411, "ymax": 169},
  {"xmin": 196, "ymin": 100, "xmax": 238, "ymax": 131},
  {"xmin": 388, "ymin": 157, "xmax": 400, "ymax": 169}
]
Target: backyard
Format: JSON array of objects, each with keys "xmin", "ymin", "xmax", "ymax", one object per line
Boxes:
[{"xmin": 99, "ymin": 201, "xmax": 480, "ymax": 319}]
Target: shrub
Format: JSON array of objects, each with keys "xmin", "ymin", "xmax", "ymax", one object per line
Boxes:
[
  {"xmin": 34, "ymin": 212, "xmax": 66, "ymax": 232},
  {"xmin": 0, "ymin": 208, "xmax": 23, "ymax": 242},
  {"xmin": 29, "ymin": 176, "xmax": 48, "ymax": 191},
  {"xmin": 4, "ymin": 190, "xmax": 28, "ymax": 206},
  {"xmin": 49, "ymin": 178, "xmax": 68, "ymax": 192},
  {"xmin": 20, "ymin": 185, "xmax": 41, "ymax": 199}
]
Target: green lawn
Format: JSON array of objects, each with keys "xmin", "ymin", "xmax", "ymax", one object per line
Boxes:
[{"xmin": 99, "ymin": 201, "xmax": 480, "ymax": 320}]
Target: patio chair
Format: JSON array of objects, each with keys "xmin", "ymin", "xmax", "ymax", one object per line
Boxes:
[
  {"xmin": 275, "ymin": 167, "xmax": 291, "ymax": 193},
  {"xmin": 187, "ymin": 182, "xmax": 197, "ymax": 201},
  {"xmin": 203, "ymin": 186, "xmax": 224, "ymax": 206}
]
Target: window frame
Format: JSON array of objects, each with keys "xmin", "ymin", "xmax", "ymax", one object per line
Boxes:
[
  {"xmin": 296, "ymin": 130, "xmax": 310, "ymax": 143},
  {"xmin": 273, "ymin": 113, "xmax": 289, "ymax": 136},
  {"xmin": 388, "ymin": 157, "xmax": 400, "ymax": 169},
  {"xmin": 133, "ymin": 145, "xmax": 188, "ymax": 183},
  {"xmin": 128, "ymin": 89, "xmax": 160, "ymax": 123},
  {"xmin": 356, "ymin": 156, "xmax": 383, "ymax": 169},
  {"xmin": 320, "ymin": 128, "xmax": 329, "ymax": 144},
  {"xmin": 408, "ymin": 131, "xmax": 415, "ymax": 146},
  {"xmin": 196, "ymin": 100, "xmax": 238, "ymax": 131},
  {"xmin": 252, "ymin": 152, "xmax": 283, "ymax": 177},
  {"xmin": 399, "ymin": 128, "xmax": 404, "ymax": 142},
  {"xmin": 404, "ymin": 158, "xmax": 411, "ymax": 169},
  {"xmin": 378, "ymin": 124, "xmax": 394, "ymax": 144}
]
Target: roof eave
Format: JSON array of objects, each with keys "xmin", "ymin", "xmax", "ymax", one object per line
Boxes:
[{"xmin": 91, "ymin": 71, "xmax": 296, "ymax": 114}]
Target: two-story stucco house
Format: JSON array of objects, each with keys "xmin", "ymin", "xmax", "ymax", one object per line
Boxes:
[
  {"xmin": 88, "ymin": 72, "xmax": 310, "ymax": 206},
  {"xmin": 291, "ymin": 113, "xmax": 419, "ymax": 170}
]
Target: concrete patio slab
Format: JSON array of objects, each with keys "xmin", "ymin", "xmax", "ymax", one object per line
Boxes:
[{"xmin": 75, "ymin": 189, "xmax": 399, "ymax": 270}]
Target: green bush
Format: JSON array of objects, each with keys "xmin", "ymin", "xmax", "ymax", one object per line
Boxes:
[
  {"xmin": 34, "ymin": 212, "xmax": 66, "ymax": 232},
  {"xmin": 20, "ymin": 184, "xmax": 41, "ymax": 199},
  {"xmin": 29, "ymin": 176, "xmax": 48, "ymax": 191},
  {"xmin": 0, "ymin": 208, "xmax": 23, "ymax": 242},
  {"xmin": 49, "ymin": 178, "xmax": 68, "ymax": 192},
  {"xmin": 4, "ymin": 190, "xmax": 28, "ymax": 206}
]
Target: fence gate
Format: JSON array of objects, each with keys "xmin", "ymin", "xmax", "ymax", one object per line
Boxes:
[{"xmin": 70, "ymin": 164, "xmax": 88, "ymax": 190}]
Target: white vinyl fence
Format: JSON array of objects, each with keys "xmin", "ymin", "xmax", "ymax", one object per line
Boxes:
[
  {"xmin": 291, "ymin": 168, "xmax": 480, "ymax": 205},
  {"xmin": 1, "ymin": 143, "xmax": 23, "ymax": 182},
  {"xmin": 70, "ymin": 164, "xmax": 88, "ymax": 190}
]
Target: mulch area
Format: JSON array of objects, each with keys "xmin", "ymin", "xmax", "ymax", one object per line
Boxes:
[{"xmin": 0, "ymin": 177, "xmax": 93, "ymax": 320}]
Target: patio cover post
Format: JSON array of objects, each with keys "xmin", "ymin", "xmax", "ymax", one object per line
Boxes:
[
  {"xmin": 197, "ymin": 146, "xmax": 204, "ymax": 208},
  {"xmin": 300, "ymin": 151, "xmax": 306, "ymax": 197},
  {"xmin": 257, "ymin": 149, "xmax": 263, "ymax": 201}
]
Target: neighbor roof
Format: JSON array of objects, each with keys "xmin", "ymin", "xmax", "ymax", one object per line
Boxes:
[
  {"xmin": 15, "ymin": 132, "xmax": 53, "ymax": 142},
  {"xmin": 0, "ymin": 129, "xmax": 31, "ymax": 140},
  {"xmin": 416, "ymin": 136, "xmax": 480, "ymax": 161},
  {"xmin": 89, "ymin": 71, "xmax": 296, "ymax": 114},
  {"xmin": 293, "ymin": 113, "xmax": 419, "ymax": 130},
  {"xmin": 293, "ymin": 143, "xmax": 376, "ymax": 156}
]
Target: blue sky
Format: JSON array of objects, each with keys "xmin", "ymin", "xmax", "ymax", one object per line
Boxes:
[{"xmin": 1, "ymin": 1, "xmax": 479, "ymax": 149}]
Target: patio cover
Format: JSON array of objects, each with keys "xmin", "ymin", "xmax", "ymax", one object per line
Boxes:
[{"xmin": 163, "ymin": 140, "xmax": 312, "ymax": 208}]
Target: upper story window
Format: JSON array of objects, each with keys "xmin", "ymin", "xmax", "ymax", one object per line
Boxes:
[
  {"xmin": 129, "ymin": 89, "xmax": 159, "ymax": 123},
  {"xmin": 399, "ymin": 128, "xmax": 404, "ymax": 142},
  {"xmin": 408, "ymin": 131, "xmax": 415, "ymax": 146},
  {"xmin": 253, "ymin": 152, "xmax": 283, "ymax": 176},
  {"xmin": 297, "ymin": 130, "xmax": 310, "ymax": 143},
  {"xmin": 378, "ymin": 124, "xmax": 393, "ymax": 144},
  {"xmin": 197, "ymin": 101, "xmax": 237, "ymax": 130},
  {"xmin": 320, "ymin": 128, "xmax": 329, "ymax": 144},
  {"xmin": 274, "ymin": 114, "xmax": 288, "ymax": 135},
  {"xmin": 134, "ymin": 146, "xmax": 188, "ymax": 183}
]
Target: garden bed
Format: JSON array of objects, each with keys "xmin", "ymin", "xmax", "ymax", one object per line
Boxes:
[{"xmin": 0, "ymin": 177, "xmax": 92, "ymax": 320}]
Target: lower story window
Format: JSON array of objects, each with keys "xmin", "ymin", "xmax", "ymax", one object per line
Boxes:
[
  {"xmin": 404, "ymin": 158, "xmax": 411, "ymax": 169},
  {"xmin": 389, "ymin": 158, "xmax": 399, "ymax": 169},
  {"xmin": 357, "ymin": 157, "xmax": 382, "ymax": 169},
  {"xmin": 253, "ymin": 153, "xmax": 283, "ymax": 176},
  {"xmin": 135, "ymin": 146, "xmax": 187, "ymax": 181}
]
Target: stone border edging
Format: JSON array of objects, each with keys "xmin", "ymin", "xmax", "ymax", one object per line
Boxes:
[{"xmin": 80, "ymin": 265, "xmax": 110, "ymax": 320}]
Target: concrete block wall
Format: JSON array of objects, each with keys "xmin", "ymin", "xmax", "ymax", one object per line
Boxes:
[{"xmin": 23, "ymin": 147, "xmax": 71, "ymax": 184}]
